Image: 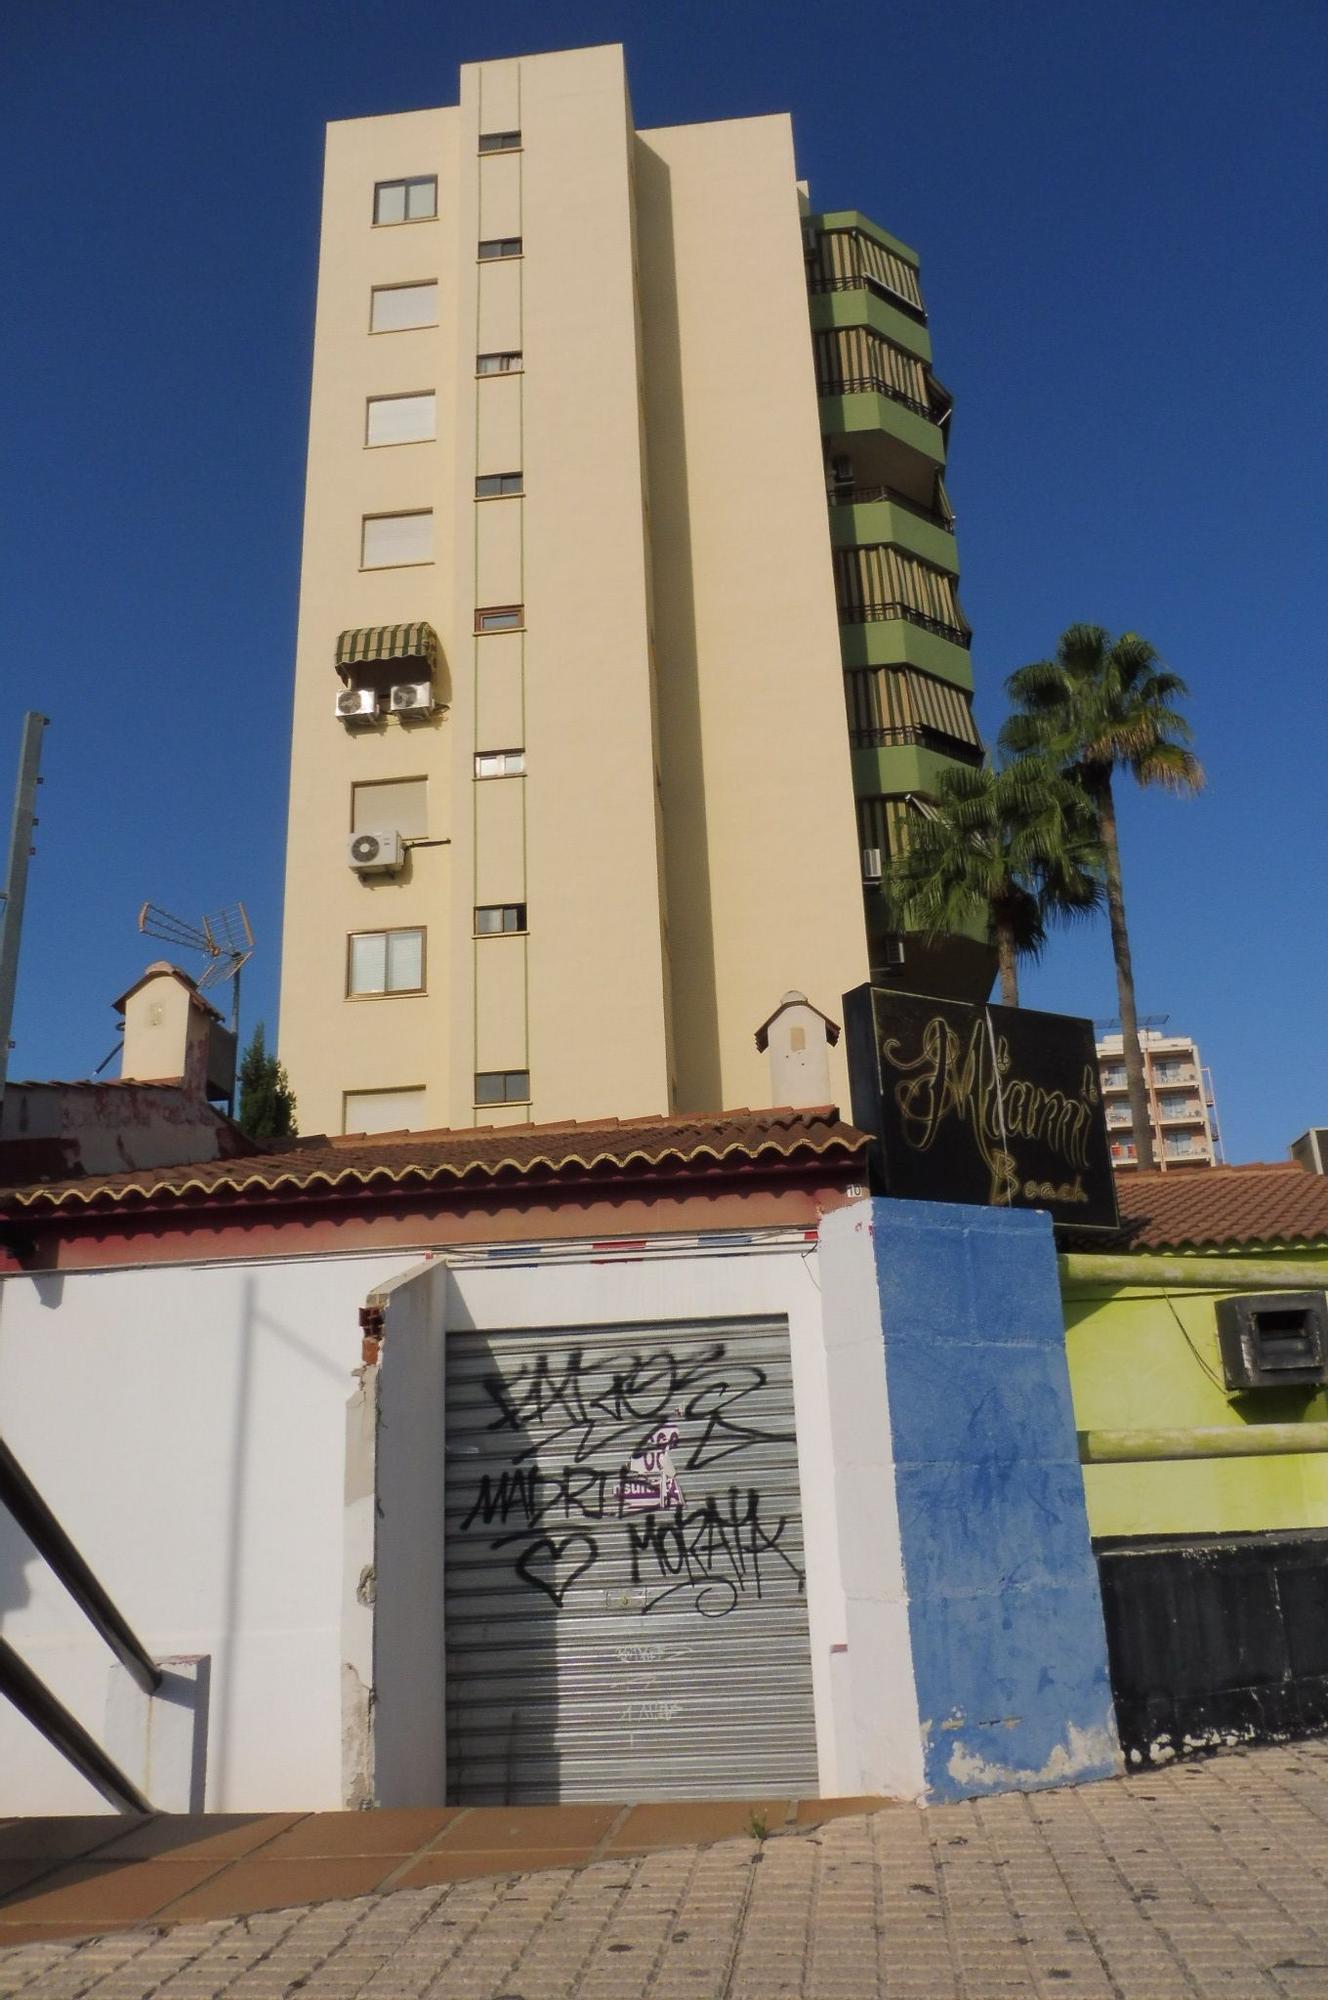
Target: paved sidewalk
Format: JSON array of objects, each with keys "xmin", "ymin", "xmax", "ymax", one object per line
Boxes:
[{"xmin": 6, "ymin": 1742, "xmax": 1328, "ymax": 1998}]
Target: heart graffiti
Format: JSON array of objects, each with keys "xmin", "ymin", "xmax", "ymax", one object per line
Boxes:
[{"xmin": 514, "ymin": 1532, "xmax": 598, "ymax": 1607}]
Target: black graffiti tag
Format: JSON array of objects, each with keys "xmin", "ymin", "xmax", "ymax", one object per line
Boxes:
[
  {"xmin": 459, "ymin": 1464, "xmax": 613, "ymax": 1536},
  {"xmin": 461, "ymin": 1342, "xmax": 803, "ymax": 1617},
  {"xmin": 480, "ymin": 1344, "xmax": 792, "ymax": 1471},
  {"xmin": 627, "ymin": 1486, "xmax": 804, "ymax": 1618},
  {"xmin": 513, "ymin": 1533, "xmax": 598, "ymax": 1607}
]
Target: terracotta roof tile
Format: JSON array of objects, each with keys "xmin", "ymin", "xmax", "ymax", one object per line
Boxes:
[
  {"xmin": 0, "ymin": 1106, "xmax": 866, "ymax": 1214},
  {"xmin": 1114, "ymin": 1162, "xmax": 1328, "ymax": 1253}
]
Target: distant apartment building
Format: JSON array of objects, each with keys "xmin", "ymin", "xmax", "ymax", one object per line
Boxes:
[
  {"xmin": 277, "ymin": 41, "xmax": 987, "ymax": 1139},
  {"xmin": 1096, "ymin": 1028, "xmax": 1222, "ymax": 1170}
]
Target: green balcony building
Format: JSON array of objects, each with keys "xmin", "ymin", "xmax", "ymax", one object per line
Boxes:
[{"xmin": 806, "ymin": 208, "xmax": 994, "ymax": 1000}]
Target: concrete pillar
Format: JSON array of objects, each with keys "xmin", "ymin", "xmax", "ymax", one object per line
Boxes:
[{"xmin": 820, "ymin": 1197, "xmax": 1121, "ymax": 1800}]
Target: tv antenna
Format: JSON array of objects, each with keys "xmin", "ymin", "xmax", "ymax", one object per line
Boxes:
[{"xmin": 137, "ymin": 901, "xmax": 254, "ymax": 1033}]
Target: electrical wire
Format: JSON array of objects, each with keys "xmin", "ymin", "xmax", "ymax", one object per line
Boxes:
[{"xmin": 1163, "ymin": 1289, "xmax": 1227, "ymax": 1393}]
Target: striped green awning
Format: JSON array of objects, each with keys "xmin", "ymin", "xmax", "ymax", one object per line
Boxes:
[{"xmin": 335, "ymin": 622, "xmax": 439, "ymax": 679}]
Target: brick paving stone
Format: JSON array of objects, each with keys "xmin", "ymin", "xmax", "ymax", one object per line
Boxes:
[{"xmin": 14, "ymin": 1744, "xmax": 1328, "ymax": 1995}]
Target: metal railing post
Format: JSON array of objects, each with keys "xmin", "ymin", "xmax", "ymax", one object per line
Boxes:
[
  {"xmin": 0, "ymin": 1638, "xmax": 151, "ymax": 1814},
  {"xmin": 0, "ymin": 1438, "xmax": 161, "ymax": 1696}
]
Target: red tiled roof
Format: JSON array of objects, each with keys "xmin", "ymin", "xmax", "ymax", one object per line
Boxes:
[
  {"xmin": 0, "ymin": 1106, "xmax": 866, "ymax": 1214},
  {"xmin": 1114, "ymin": 1162, "xmax": 1328, "ymax": 1253}
]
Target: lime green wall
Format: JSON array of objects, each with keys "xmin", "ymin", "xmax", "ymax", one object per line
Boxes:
[
  {"xmin": 1064, "ymin": 1251, "xmax": 1328, "ymax": 1539},
  {"xmin": 838, "ymin": 619, "xmax": 973, "ymax": 687},
  {"xmin": 829, "ymin": 499, "xmax": 956, "ymax": 573},
  {"xmin": 818, "ymin": 391, "xmax": 945, "ymax": 466},
  {"xmin": 809, "ymin": 290, "xmax": 932, "ymax": 364},
  {"xmin": 812, "ymin": 210, "xmax": 921, "ymax": 268},
  {"xmin": 852, "ymin": 743, "xmax": 976, "ymax": 797}
]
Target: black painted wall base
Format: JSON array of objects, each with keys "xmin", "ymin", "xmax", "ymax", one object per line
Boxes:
[{"xmin": 1095, "ymin": 1529, "xmax": 1328, "ymax": 1766}]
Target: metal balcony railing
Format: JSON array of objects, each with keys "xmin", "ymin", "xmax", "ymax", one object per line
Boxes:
[
  {"xmin": 817, "ymin": 374, "xmax": 934, "ymax": 422},
  {"xmin": 805, "ymin": 271, "xmax": 928, "ymax": 323},
  {"xmin": 0, "ymin": 1436, "xmax": 158, "ymax": 1812},
  {"xmin": 837, "ymin": 601, "xmax": 972, "ymax": 648},
  {"xmin": 848, "ymin": 723, "xmax": 984, "ymax": 763}
]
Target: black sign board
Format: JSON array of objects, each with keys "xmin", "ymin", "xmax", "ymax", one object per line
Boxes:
[{"xmin": 843, "ymin": 985, "xmax": 1119, "ymax": 1231}]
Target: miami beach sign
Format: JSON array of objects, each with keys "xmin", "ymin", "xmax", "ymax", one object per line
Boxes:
[{"xmin": 843, "ymin": 986, "xmax": 1119, "ymax": 1231}]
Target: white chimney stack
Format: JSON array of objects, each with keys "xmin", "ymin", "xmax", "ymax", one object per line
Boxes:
[
  {"xmin": 115, "ymin": 962, "xmax": 233, "ymax": 1101},
  {"xmin": 754, "ymin": 991, "xmax": 841, "ymax": 1108}
]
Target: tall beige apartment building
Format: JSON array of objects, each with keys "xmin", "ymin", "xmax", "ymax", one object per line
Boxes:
[{"xmin": 279, "ymin": 43, "xmax": 985, "ymax": 1136}]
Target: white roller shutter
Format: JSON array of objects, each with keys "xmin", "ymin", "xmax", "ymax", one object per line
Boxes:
[
  {"xmin": 361, "ymin": 511, "xmax": 433, "ymax": 568},
  {"xmin": 445, "ymin": 1316, "xmax": 817, "ymax": 1802},
  {"xmin": 370, "ymin": 282, "xmax": 439, "ymax": 332}
]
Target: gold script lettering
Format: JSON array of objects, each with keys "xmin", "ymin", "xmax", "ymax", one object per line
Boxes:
[{"xmin": 880, "ymin": 1018, "xmax": 1096, "ymax": 1207}]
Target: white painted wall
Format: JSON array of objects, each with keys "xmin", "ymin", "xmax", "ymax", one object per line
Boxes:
[
  {"xmin": 366, "ymin": 1258, "xmax": 449, "ymax": 1807},
  {"xmin": 0, "ymin": 1219, "xmax": 919, "ymax": 1811},
  {"xmin": 0, "ymin": 1250, "xmax": 419, "ymax": 1813}
]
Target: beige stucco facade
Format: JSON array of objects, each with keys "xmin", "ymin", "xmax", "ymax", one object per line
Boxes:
[{"xmin": 280, "ymin": 43, "xmax": 869, "ymax": 1136}]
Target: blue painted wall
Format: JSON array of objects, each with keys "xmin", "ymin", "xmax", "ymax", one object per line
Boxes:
[{"xmin": 872, "ymin": 1198, "xmax": 1120, "ymax": 1799}]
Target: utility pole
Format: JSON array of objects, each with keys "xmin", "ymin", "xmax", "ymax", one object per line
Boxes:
[{"xmin": 0, "ymin": 713, "xmax": 48, "ymax": 1121}]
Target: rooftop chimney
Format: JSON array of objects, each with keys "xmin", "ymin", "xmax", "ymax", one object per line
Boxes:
[
  {"xmin": 754, "ymin": 991, "xmax": 840, "ymax": 1108},
  {"xmin": 115, "ymin": 962, "xmax": 236, "ymax": 1102}
]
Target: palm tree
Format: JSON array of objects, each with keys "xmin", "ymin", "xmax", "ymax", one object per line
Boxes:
[
  {"xmin": 890, "ymin": 759, "xmax": 1103, "ymax": 1008},
  {"xmin": 1001, "ymin": 625, "xmax": 1202, "ymax": 1170}
]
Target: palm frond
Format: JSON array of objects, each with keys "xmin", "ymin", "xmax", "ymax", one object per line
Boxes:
[
  {"xmin": 1132, "ymin": 744, "xmax": 1205, "ymax": 793},
  {"xmin": 1004, "ymin": 622, "xmax": 1199, "ymax": 803}
]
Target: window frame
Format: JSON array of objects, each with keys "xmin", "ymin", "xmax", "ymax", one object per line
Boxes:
[
  {"xmin": 361, "ymin": 510, "xmax": 434, "ymax": 570},
  {"xmin": 346, "ymin": 926, "xmax": 427, "ymax": 1000},
  {"xmin": 476, "ymin": 350, "xmax": 523, "ymax": 375},
  {"xmin": 477, "ymin": 236, "xmax": 522, "ymax": 261},
  {"xmin": 350, "ymin": 777, "xmax": 428, "ymax": 839},
  {"xmin": 474, "ymin": 1069, "xmax": 531, "ymax": 1106},
  {"xmin": 474, "ymin": 604, "xmax": 524, "ymax": 632},
  {"xmin": 473, "ymin": 903, "xmax": 527, "ymax": 936},
  {"xmin": 478, "ymin": 131, "xmax": 522, "ymax": 154},
  {"xmin": 373, "ymin": 176, "xmax": 438, "ymax": 226},
  {"xmin": 474, "ymin": 749, "xmax": 526, "ymax": 779},
  {"xmin": 369, "ymin": 281, "xmax": 440, "ymax": 334},
  {"xmin": 342, "ymin": 1085, "xmax": 427, "ymax": 1135},
  {"xmin": 474, "ymin": 472, "xmax": 523, "ymax": 498},
  {"xmin": 365, "ymin": 390, "xmax": 437, "ymax": 449}
]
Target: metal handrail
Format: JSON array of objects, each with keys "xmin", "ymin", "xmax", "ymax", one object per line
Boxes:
[
  {"xmin": 805, "ymin": 272, "xmax": 928, "ymax": 323},
  {"xmin": 817, "ymin": 375, "xmax": 933, "ymax": 422},
  {"xmin": 826, "ymin": 484, "xmax": 955, "ymax": 531},
  {"xmin": 0, "ymin": 1436, "xmax": 161, "ymax": 1812},
  {"xmin": 0, "ymin": 1638, "xmax": 150, "ymax": 1813},
  {"xmin": 0, "ymin": 1439, "xmax": 160, "ymax": 1697},
  {"xmin": 837, "ymin": 602, "xmax": 972, "ymax": 647},
  {"xmin": 848, "ymin": 724, "xmax": 984, "ymax": 762}
]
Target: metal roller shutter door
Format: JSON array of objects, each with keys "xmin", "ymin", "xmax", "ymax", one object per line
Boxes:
[{"xmin": 445, "ymin": 1316, "xmax": 817, "ymax": 1802}]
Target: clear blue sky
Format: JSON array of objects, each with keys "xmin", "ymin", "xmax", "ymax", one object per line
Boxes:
[{"xmin": 4, "ymin": 0, "xmax": 1325, "ymax": 1160}]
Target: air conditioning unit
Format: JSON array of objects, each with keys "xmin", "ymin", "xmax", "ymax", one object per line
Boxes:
[
  {"xmin": 390, "ymin": 681, "xmax": 434, "ymax": 716},
  {"xmin": 880, "ymin": 938, "xmax": 906, "ymax": 969},
  {"xmin": 1216, "ymin": 1293, "xmax": 1328, "ymax": 1391},
  {"xmin": 832, "ymin": 455, "xmax": 854, "ymax": 484},
  {"xmin": 336, "ymin": 687, "xmax": 378, "ymax": 723},
  {"xmin": 861, "ymin": 847, "xmax": 883, "ymax": 882},
  {"xmin": 348, "ymin": 830, "xmax": 404, "ymax": 874}
]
